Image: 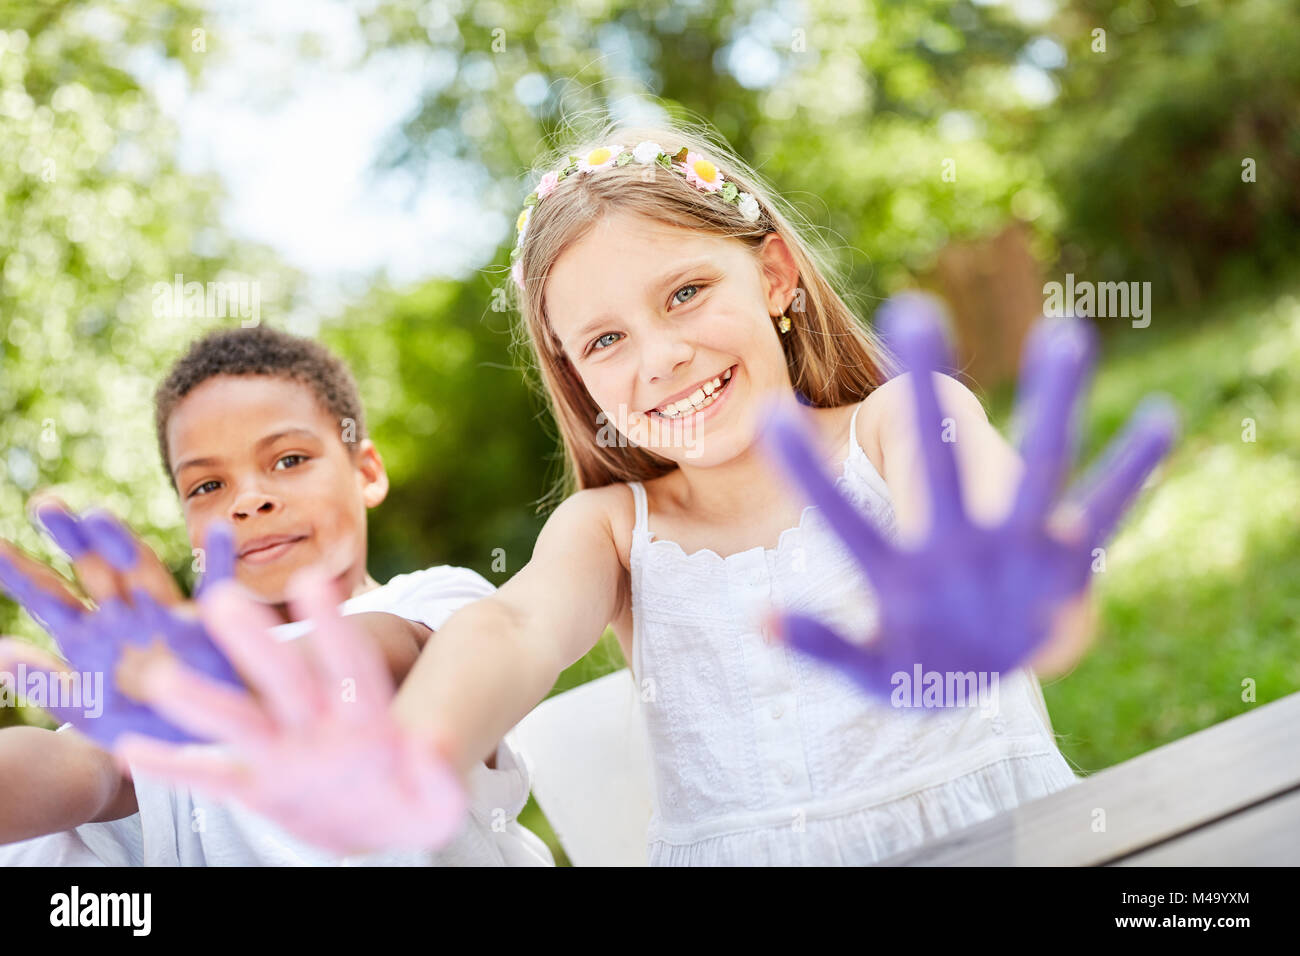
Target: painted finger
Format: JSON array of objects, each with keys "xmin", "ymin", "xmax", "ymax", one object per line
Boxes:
[
  {"xmin": 0, "ymin": 550, "xmax": 84, "ymax": 637},
  {"xmin": 199, "ymin": 579, "xmax": 323, "ymax": 728},
  {"xmin": 759, "ymin": 399, "xmax": 893, "ymax": 576},
  {"xmin": 777, "ymin": 613, "xmax": 895, "ymax": 699},
  {"xmin": 877, "ymin": 294, "xmax": 965, "ymax": 533},
  {"xmin": 195, "ymin": 521, "xmax": 237, "ymax": 598},
  {"xmin": 0, "ymin": 635, "xmax": 73, "ymax": 678},
  {"xmin": 114, "ymin": 732, "xmax": 251, "ymax": 800},
  {"xmin": 30, "ymin": 499, "xmax": 92, "ymax": 561},
  {"xmin": 77, "ymin": 509, "xmax": 182, "ymax": 609},
  {"xmin": 131, "ymin": 589, "xmax": 242, "ymax": 687},
  {"xmin": 0, "ymin": 536, "xmax": 88, "ymax": 613},
  {"xmin": 1008, "ymin": 316, "xmax": 1098, "ymax": 530},
  {"xmin": 132, "ymin": 657, "xmax": 276, "ymax": 744},
  {"xmin": 406, "ymin": 744, "xmax": 471, "ymax": 848},
  {"xmin": 0, "ymin": 636, "xmax": 90, "ymax": 727},
  {"xmin": 286, "ymin": 567, "xmax": 394, "ymax": 722},
  {"xmin": 1071, "ymin": 395, "xmax": 1179, "ymax": 549}
]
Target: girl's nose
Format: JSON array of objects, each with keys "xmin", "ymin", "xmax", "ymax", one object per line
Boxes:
[{"xmin": 641, "ymin": 333, "xmax": 696, "ymax": 385}]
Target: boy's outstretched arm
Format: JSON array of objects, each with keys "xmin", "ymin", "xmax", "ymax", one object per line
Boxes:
[
  {"xmin": 0, "ymin": 726, "xmax": 136, "ymax": 845},
  {"xmin": 392, "ymin": 487, "xmax": 627, "ymax": 776}
]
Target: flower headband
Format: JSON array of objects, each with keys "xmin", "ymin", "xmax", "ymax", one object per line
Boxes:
[{"xmin": 509, "ymin": 141, "xmax": 763, "ymax": 290}]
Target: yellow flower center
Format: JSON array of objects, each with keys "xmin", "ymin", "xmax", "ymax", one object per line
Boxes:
[
  {"xmin": 587, "ymin": 147, "xmax": 612, "ymax": 166},
  {"xmin": 517, "ymin": 209, "xmax": 530, "ymax": 232},
  {"xmin": 692, "ymin": 159, "xmax": 718, "ymax": 182}
]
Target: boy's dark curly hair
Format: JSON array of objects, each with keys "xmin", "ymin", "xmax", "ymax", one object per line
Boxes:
[{"xmin": 154, "ymin": 326, "xmax": 367, "ymax": 484}]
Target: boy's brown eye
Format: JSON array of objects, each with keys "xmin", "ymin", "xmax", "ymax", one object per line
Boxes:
[
  {"xmin": 274, "ymin": 454, "xmax": 308, "ymax": 470},
  {"xmin": 188, "ymin": 480, "xmax": 221, "ymax": 499}
]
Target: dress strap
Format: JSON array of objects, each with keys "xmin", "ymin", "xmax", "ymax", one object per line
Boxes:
[
  {"xmin": 845, "ymin": 398, "xmax": 892, "ymax": 505},
  {"xmin": 847, "ymin": 400, "xmax": 867, "ymax": 461},
  {"xmin": 627, "ymin": 480, "xmax": 649, "ymax": 539}
]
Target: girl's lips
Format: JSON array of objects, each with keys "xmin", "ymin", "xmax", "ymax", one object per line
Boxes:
[
  {"xmin": 239, "ymin": 536, "xmax": 307, "ymax": 565},
  {"xmin": 649, "ymin": 364, "xmax": 738, "ymax": 428}
]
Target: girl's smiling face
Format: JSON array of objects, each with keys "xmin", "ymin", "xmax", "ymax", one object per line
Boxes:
[
  {"xmin": 545, "ymin": 210, "xmax": 800, "ymax": 468},
  {"xmin": 166, "ymin": 374, "xmax": 388, "ymax": 604}
]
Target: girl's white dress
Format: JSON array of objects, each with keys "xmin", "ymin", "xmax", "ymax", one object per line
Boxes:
[{"xmin": 625, "ymin": 401, "xmax": 1080, "ymax": 865}]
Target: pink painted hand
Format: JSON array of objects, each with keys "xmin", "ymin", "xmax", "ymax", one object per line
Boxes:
[{"xmin": 113, "ymin": 567, "xmax": 469, "ymax": 855}]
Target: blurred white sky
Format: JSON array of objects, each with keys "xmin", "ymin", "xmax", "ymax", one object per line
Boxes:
[{"xmin": 132, "ymin": 0, "xmax": 502, "ymax": 316}]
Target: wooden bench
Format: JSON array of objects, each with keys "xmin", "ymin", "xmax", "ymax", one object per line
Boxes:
[{"xmin": 877, "ymin": 691, "xmax": 1300, "ymax": 865}]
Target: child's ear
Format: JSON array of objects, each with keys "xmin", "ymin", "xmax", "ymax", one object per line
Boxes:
[
  {"xmin": 354, "ymin": 439, "xmax": 389, "ymax": 509},
  {"xmin": 757, "ymin": 232, "xmax": 800, "ymax": 317}
]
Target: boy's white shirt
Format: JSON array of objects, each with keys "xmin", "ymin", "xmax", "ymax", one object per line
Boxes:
[{"xmin": 0, "ymin": 566, "xmax": 554, "ymax": 867}]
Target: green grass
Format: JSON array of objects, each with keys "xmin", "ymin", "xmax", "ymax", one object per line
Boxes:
[
  {"xmin": 522, "ymin": 284, "xmax": 1300, "ymax": 860},
  {"xmin": 986, "ymin": 285, "xmax": 1300, "ymax": 774}
]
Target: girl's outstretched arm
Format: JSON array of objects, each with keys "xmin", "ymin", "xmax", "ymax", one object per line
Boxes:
[{"xmin": 392, "ymin": 487, "xmax": 627, "ymax": 775}]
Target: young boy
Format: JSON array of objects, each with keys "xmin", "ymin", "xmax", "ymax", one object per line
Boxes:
[{"xmin": 0, "ymin": 326, "xmax": 552, "ymax": 866}]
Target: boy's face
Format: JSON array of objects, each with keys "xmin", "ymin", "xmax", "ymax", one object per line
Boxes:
[{"xmin": 166, "ymin": 374, "xmax": 388, "ymax": 604}]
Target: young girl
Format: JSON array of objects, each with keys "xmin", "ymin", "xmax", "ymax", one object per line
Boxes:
[{"xmin": 121, "ymin": 121, "xmax": 1140, "ymax": 865}]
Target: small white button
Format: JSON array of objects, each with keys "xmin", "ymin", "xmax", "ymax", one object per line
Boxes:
[
  {"xmin": 770, "ymin": 702, "xmax": 784, "ymax": 719},
  {"xmin": 779, "ymin": 763, "xmax": 794, "ymax": 785},
  {"xmin": 991, "ymin": 716, "xmax": 1006, "ymax": 735}
]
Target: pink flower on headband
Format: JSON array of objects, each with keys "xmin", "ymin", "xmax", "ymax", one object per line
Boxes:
[
  {"xmin": 682, "ymin": 151, "xmax": 724, "ymax": 192},
  {"xmin": 511, "ymin": 260, "xmax": 524, "ymax": 290},
  {"xmin": 536, "ymin": 170, "xmax": 560, "ymax": 199}
]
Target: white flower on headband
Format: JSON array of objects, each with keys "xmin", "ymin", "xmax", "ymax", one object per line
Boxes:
[
  {"xmin": 508, "ymin": 142, "xmax": 767, "ymax": 291},
  {"xmin": 632, "ymin": 141, "xmax": 663, "ymax": 164},
  {"xmin": 578, "ymin": 144, "xmax": 624, "ymax": 174}
]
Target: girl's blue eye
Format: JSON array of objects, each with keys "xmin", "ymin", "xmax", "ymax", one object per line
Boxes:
[
  {"xmin": 275, "ymin": 454, "xmax": 308, "ymax": 470},
  {"xmin": 188, "ymin": 480, "xmax": 221, "ymax": 499},
  {"xmin": 591, "ymin": 332, "xmax": 622, "ymax": 352},
  {"xmin": 673, "ymin": 283, "xmax": 700, "ymax": 305}
]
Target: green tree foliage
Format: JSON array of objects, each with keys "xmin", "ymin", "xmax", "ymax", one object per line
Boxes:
[
  {"xmin": 0, "ymin": 2, "xmax": 296, "ymax": 728},
  {"xmin": 359, "ymin": 0, "xmax": 1051, "ymax": 298},
  {"xmin": 321, "ymin": 278, "xmax": 558, "ymax": 585},
  {"xmin": 1038, "ymin": 0, "xmax": 1300, "ymax": 303}
]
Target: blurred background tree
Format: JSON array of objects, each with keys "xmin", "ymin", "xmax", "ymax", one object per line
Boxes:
[{"xmin": 0, "ymin": 0, "xmax": 300, "ymax": 725}]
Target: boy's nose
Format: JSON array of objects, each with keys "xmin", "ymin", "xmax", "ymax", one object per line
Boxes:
[{"xmin": 230, "ymin": 491, "xmax": 281, "ymax": 520}]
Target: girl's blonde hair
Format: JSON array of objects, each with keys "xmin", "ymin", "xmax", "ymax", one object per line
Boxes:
[{"xmin": 509, "ymin": 118, "xmax": 897, "ymax": 504}]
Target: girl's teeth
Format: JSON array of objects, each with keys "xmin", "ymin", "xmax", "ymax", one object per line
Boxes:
[{"xmin": 653, "ymin": 368, "xmax": 734, "ymax": 419}]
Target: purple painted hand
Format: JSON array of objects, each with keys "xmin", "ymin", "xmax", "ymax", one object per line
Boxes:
[
  {"xmin": 759, "ymin": 293, "xmax": 1179, "ymax": 702},
  {"xmin": 114, "ymin": 568, "xmax": 468, "ymax": 855},
  {"xmin": 0, "ymin": 510, "xmax": 241, "ymax": 747}
]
